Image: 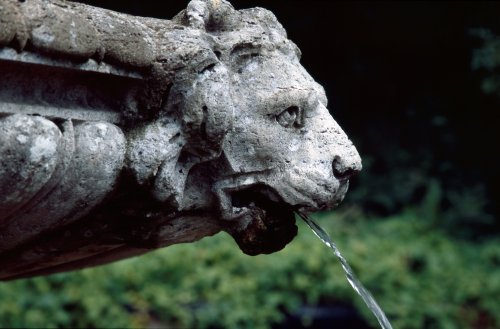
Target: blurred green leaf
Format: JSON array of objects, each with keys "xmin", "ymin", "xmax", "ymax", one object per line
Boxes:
[{"xmin": 0, "ymin": 208, "xmax": 498, "ymax": 329}]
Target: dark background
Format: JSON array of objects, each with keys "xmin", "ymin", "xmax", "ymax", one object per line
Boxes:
[{"xmin": 78, "ymin": 0, "xmax": 500, "ymax": 238}]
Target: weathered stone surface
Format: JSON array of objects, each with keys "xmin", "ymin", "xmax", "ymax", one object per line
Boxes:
[
  {"xmin": 0, "ymin": 0, "xmax": 28, "ymax": 49},
  {"xmin": 0, "ymin": 0, "xmax": 361, "ymax": 280},
  {"xmin": 0, "ymin": 0, "xmax": 18, "ymax": 45},
  {"xmin": 0, "ymin": 115, "xmax": 61, "ymax": 218}
]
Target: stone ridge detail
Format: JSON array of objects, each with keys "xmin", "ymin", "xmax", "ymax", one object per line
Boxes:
[{"xmin": 0, "ymin": 0, "xmax": 362, "ymax": 280}]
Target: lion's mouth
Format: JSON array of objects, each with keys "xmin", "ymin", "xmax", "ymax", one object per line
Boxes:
[{"xmin": 225, "ymin": 185, "xmax": 298, "ymax": 255}]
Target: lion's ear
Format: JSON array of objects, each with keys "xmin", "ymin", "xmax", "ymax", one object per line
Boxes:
[
  {"xmin": 135, "ymin": 61, "xmax": 234, "ymax": 210},
  {"xmin": 175, "ymin": 61, "xmax": 234, "ymax": 160}
]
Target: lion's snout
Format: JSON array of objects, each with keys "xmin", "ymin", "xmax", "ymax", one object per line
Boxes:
[
  {"xmin": 293, "ymin": 102, "xmax": 363, "ymax": 211},
  {"xmin": 332, "ymin": 150, "xmax": 362, "ymax": 182},
  {"xmin": 320, "ymin": 105, "xmax": 362, "ymax": 184}
]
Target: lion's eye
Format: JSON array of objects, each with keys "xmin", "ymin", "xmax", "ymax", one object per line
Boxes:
[{"xmin": 276, "ymin": 106, "xmax": 301, "ymax": 128}]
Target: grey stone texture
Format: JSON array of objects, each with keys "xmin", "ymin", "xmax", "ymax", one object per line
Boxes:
[{"xmin": 0, "ymin": 0, "xmax": 361, "ymax": 280}]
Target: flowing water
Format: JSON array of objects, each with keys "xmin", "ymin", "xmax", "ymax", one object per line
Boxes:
[{"xmin": 296, "ymin": 211, "xmax": 393, "ymax": 329}]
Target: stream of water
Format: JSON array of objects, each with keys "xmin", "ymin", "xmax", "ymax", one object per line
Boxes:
[{"xmin": 296, "ymin": 211, "xmax": 393, "ymax": 329}]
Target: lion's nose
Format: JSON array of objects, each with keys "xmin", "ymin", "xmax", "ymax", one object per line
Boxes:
[{"xmin": 332, "ymin": 154, "xmax": 362, "ymax": 181}]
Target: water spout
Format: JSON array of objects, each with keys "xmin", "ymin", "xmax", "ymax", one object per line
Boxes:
[{"xmin": 296, "ymin": 211, "xmax": 393, "ymax": 329}]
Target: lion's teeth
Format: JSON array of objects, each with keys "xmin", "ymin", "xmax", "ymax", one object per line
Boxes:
[{"xmin": 233, "ymin": 207, "xmax": 245, "ymax": 214}]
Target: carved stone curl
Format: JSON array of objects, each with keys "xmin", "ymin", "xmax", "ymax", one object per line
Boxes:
[{"xmin": 0, "ymin": 0, "xmax": 361, "ymax": 280}]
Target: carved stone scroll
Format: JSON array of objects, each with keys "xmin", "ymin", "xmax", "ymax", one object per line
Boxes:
[{"xmin": 0, "ymin": 0, "xmax": 362, "ymax": 280}]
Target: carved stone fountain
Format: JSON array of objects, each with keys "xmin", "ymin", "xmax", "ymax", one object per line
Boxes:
[{"xmin": 0, "ymin": 0, "xmax": 361, "ymax": 280}]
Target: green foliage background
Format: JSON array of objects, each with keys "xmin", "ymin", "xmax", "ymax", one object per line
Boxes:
[{"xmin": 1, "ymin": 204, "xmax": 499, "ymax": 328}]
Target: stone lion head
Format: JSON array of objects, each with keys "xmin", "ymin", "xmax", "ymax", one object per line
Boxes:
[{"xmin": 127, "ymin": 0, "xmax": 362, "ymax": 255}]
